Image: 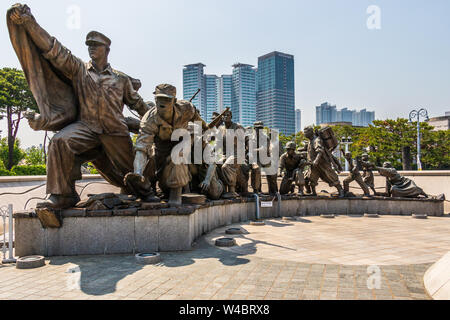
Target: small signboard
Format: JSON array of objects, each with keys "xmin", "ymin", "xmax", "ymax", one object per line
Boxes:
[{"xmin": 261, "ymin": 201, "xmax": 273, "ymax": 208}]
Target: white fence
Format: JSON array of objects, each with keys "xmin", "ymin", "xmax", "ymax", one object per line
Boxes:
[{"xmin": 1, "ymin": 204, "xmax": 16, "ymax": 264}]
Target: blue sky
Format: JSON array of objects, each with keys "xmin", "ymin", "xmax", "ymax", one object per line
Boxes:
[{"xmin": 1, "ymin": 0, "xmax": 449, "ymax": 147}]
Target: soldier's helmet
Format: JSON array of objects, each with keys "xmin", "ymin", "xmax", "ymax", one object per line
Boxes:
[
  {"xmin": 361, "ymin": 153, "xmax": 369, "ymax": 159},
  {"xmin": 254, "ymin": 121, "xmax": 264, "ymax": 129},
  {"xmin": 383, "ymin": 161, "xmax": 393, "ymax": 168},
  {"xmin": 286, "ymin": 142, "xmax": 296, "ymax": 151},
  {"xmin": 154, "ymin": 84, "xmax": 177, "ymax": 99}
]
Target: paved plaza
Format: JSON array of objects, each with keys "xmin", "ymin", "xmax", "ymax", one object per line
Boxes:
[{"xmin": 2, "ymin": 215, "xmax": 448, "ymax": 300}]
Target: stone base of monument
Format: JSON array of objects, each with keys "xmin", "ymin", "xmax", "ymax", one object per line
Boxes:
[{"xmin": 13, "ymin": 196, "xmax": 444, "ymax": 257}]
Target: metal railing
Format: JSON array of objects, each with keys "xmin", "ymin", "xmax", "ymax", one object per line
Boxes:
[{"xmin": 1, "ymin": 204, "xmax": 16, "ymax": 264}]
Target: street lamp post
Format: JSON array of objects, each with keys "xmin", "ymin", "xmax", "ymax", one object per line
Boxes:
[
  {"xmin": 341, "ymin": 137, "xmax": 353, "ymax": 171},
  {"xmin": 409, "ymin": 108, "xmax": 429, "ymax": 171}
]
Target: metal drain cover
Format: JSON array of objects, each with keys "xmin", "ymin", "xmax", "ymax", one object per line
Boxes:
[
  {"xmin": 365, "ymin": 213, "xmax": 379, "ymax": 218},
  {"xmin": 413, "ymin": 213, "xmax": 428, "ymax": 219},
  {"xmin": 321, "ymin": 214, "xmax": 335, "ymax": 219}
]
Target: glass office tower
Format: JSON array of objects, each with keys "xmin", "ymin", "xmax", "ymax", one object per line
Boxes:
[
  {"xmin": 183, "ymin": 63, "xmax": 206, "ymax": 118},
  {"xmin": 256, "ymin": 51, "xmax": 296, "ymax": 135}
]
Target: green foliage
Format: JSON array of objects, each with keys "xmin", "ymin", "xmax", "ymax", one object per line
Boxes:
[
  {"xmin": 0, "ymin": 67, "xmax": 38, "ymax": 169},
  {"xmin": 0, "ymin": 67, "xmax": 37, "ymax": 114},
  {"xmin": 291, "ymin": 119, "xmax": 449, "ymax": 170},
  {"xmin": 0, "ymin": 137, "xmax": 24, "ymax": 169},
  {"xmin": 0, "ymin": 168, "xmax": 14, "ymax": 176},
  {"xmin": 11, "ymin": 165, "xmax": 46, "ymax": 176},
  {"xmin": 86, "ymin": 163, "xmax": 99, "ymax": 174},
  {"xmin": 24, "ymin": 146, "xmax": 46, "ymax": 165}
]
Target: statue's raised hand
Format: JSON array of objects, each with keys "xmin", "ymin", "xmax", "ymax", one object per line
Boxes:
[{"xmin": 9, "ymin": 4, "xmax": 33, "ymax": 25}]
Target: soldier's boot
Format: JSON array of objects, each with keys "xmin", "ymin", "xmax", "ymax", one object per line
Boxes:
[
  {"xmin": 37, "ymin": 193, "xmax": 80, "ymax": 210},
  {"xmin": 305, "ymin": 183, "xmax": 312, "ymax": 195},
  {"xmin": 336, "ymin": 185, "xmax": 345, "ymax": 198},
  {"xmin": 169, "ymin": 187, "xmax": 182, "ymax": 207},
  {"xmin": 223, "ymin": 186, "xmax": 239, "ymax": 199},
  {"xmin": 310, "ymin": 186, "xmax": 317, "ymax": 196},
  {"xmin": 298, "ymin": 186, "xmax": 304, "ymax": 196}
]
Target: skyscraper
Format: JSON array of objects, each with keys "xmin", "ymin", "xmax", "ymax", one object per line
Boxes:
[
  {"xmin": 231, "ymin": 63, "xmax": 257, "ymax": 127},
  {"xmin": 183, "ymin": 63, "xmax": 206, "ymax": 118},
  {"xmin": 218, "ymin": 75, "xmax": 232, "ymax": 114},
  {"xmin": 205, "ymin": 74, "xmax": 219, "ymax": 122},
  {"xmin": 256, "ymin": 51, "xmax": 296, "ymax": 136},
  {"xmin": 295, "ymin": 109, "xmax": 302, "ymax": 133}
]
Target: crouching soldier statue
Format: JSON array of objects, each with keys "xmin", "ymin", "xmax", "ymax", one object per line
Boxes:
[
  {"xmin": 126, "ymin": 84, "xmax": 208, "ymax": 207},
  {"xmin": 279, "ymin": 142, "xmax": 307, "ymax": 195}
]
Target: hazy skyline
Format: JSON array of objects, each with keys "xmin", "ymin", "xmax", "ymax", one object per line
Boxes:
[{"xmin": 1, "ymin": 0, "xmax": 449, "ymax": 148}]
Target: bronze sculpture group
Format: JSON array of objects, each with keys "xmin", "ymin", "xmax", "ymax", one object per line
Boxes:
[{"xmin": 7, "ymin": 4, "xmax": 434, "ymax": 211}]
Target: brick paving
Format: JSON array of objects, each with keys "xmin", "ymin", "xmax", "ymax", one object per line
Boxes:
[{"xmin": 0, "ymin": 230, "xmax": 433, "ymax": 300}]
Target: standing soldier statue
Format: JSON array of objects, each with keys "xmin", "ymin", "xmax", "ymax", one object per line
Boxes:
[
  {"xmin": 127, "ymin": 84, "xmax": 208, "ymax": 207},
  {"xmin": 303, "ymin": 126, "xmax": 345, "ymax": 197},
  {"xmin": 361, "ymin": 153, "xmax": 378, "ymax": 196},
  {"xmin": 7, "ymin": 4, "xmax": 151, "ymax": 209},
  {"xmin": 217, "ymin": 110, "xmax": 244, "ymax": 199},
  {"xmin": 342, "ymin": 151, "xmax": 371, "ymax": 197},
  {"xmin": 250, "ymin": 122, "xmax": 279, "ymax": 195}
]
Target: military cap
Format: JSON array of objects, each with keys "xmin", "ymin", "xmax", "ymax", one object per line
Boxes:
[
  {"xmin": 254, "ymin": 121, "xmax": 264, "ymax": 129},
  {"xmin": 286, "ymin": 142, "xmax": 296, "ymax": 150},
  {"xmin": 85, "ymin": 31, "xmax": 111, "ymax": 47},
  {"xmin": 154, "ymin": 84, "xmax": 177, "ymax": 99}
]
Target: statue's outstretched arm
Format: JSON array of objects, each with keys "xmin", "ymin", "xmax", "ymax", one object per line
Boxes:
[{"xmin": 9, "ymin": 4, "xmax": 53, "ymax": 53}]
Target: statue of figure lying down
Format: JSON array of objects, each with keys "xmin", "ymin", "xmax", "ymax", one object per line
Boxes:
[{"xmin": 377, "ymin": 162, "xmax": 429, "ymax": 198}]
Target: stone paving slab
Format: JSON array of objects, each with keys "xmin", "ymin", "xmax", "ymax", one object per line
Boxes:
[
  {"xmin": 206, "ymin": 216, "xmax": 450, "ymax": 265},
  {"xmin": 0, "ymin": 236, "xmax": 431, "ymax": 300}
]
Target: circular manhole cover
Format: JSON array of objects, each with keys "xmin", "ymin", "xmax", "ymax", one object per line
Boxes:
[
  {"xmin": 135, "ymin": 253, "xmax": 161, "ymax": 265},
  {"xmin": 16, "ymin": 256, "xmax": 45, "ymax": 269},
  {"xmin": 321, "ymin": 214, "xmax": 335, "ymax": 219},
  {"xmin": 215, "ymin": 238, "xmax": 237, "ymax": 247},
  {"xmin": 365, "ymin": 213, "xmax": 379, "ymax": 218},
  {"xmin": 282, "ymin": 217, "xmax": 296, "ymax": 221},
  {"xmin": 413, "ymin": 213, "xmax": 428, "ymax": 219}
]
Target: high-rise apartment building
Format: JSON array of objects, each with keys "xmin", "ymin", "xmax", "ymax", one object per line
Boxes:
[
  {"xmin": 205, "ymin": 74, "xmax": 219, "ymax": 123},
  {"xmin": 295, "ymin": 109, "xmax": 302, "ymax": 133},
  {"xmin": 256, "ymin": 51, "xmax": 296, "ymax": 136},
  {"xmin": 231, "ymin": 63, "xmax": 257, "ymax": 128},
  {"xmin": 183, "ymin": 63, "xmax": 206, "ymax": 117},
  {"xmin": 316, "ymin": 102, "xmax": 375, "ymax": 127},
  {"xmin": 218, "ymin": 75, "xmax": 232, "ymax": 114}
]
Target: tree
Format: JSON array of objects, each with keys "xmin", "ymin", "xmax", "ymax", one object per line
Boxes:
[
  {"xmin": 24, "ymin": 145, "xmax": 46, "ymax": 165},
  {"xmin": 0, "ymin": 137, "xmax": 24, "ymax": 169},
  {"xmin": 0, "ymin": 68, "xmax": 38, "ymax": 169}
]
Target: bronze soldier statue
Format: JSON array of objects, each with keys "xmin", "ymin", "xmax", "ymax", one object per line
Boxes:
[
  {"xmin": 8, "ymin": 4, "xmax": 151, "ymax": 209},
  {"xmin": 303, "ymin": 126, "xmax": 345, "ymax": 197},
  {"xmin": 361, "ymin": 153, "xmax": 378, "ymax": 195},
  {"xmin": 128, "ymin": 84, "xmax": 208, "ymax": 207},
  {"xmin": 279, "ymin": 142, "xmax": 304, "ymax": 195},
  {"xmin": 187, "ymin": 123, "xmax": 224, "ymax": 200},
  {"xmin": 217, "ymin": 110, "xmax": 244, "ymax": 199},
  {"xmin": 250, "ymin": 122, "xmax": 279, "ymax": 195},
  {"xmin": 342, "ymin": 151, "xmax": 371, "ymax": 197},
  {"xmin": 376, "ymin": 162, "xmax": 428, "ymax": 198}
]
